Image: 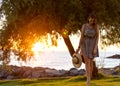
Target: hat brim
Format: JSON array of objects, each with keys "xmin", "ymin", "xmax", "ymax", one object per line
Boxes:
[{"xmin": 72, "ymin": 53, "xmax": 82, "ymax": 68}]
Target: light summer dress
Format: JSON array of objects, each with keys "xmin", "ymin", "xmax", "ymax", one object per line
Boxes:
[{"xmin": 81, "ymin": 24, "xmax": 99, "ymax": 58}]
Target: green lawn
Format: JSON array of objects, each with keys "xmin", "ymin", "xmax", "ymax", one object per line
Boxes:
[{"xmin": 0, "ymin": 76, "xmax": 120, "ymax": 86}]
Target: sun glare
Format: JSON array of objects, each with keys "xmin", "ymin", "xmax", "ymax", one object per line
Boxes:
[
  {"xmin": 32, "ymin": 42, "xmax": 43, "ymax": 52},
  {"xmin": 31, "ymin": 33, "xmax": 68, "ymax": 54}
]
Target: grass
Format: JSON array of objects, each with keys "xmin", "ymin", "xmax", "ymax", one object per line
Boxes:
[{"xmin": 0, "ymin": 76, "xmax": 120, "ymax": 86}]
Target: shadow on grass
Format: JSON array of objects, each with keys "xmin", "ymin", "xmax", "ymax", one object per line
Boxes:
[
  {"xmin": 66, "ymin": 76, "xmax": 86, "ymax": 82},
  {"xmin": 0, "ymin": 81, "xmax": 15, "ymax": 85},
  {"xmin": 0, "ymin": 74, "xmax": 113, "ymax": 86},
  {"xmin": 0, "ymin": 77, "xmax": 68, "ymax": 86},
  {"xmin": 67, "ymin": 73, "xmax": 106, "ymax": 82},
  {"xmin": 20, "ymin": 80, "xmax": 40, "ymax": 85},
  {"xmin": 19, "ymin": 77, "xmax": 68, "ymax": 85},
  {"xmin": 92, "ymin": 73, "xmax": 106, "ymax": 80},
  {"xmin": 0, "ymin": 80, "xmax": 39, "ymax": 86},
  {"xmin": 107, "ymin": 77, "xmax": 120, "ymax": 82},
  {"xmin": 91, "ymin": 83, "xmax": 101, "ymax": 86}
]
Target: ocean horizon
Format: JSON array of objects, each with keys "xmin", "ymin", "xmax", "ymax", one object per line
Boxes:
[{"xmin": 5, "ymin": 51, "xmax": 120, "ymax": 70}]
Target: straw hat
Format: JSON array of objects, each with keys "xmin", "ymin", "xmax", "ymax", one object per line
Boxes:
[{"xmin": 72, "ymin": 53, "xmax": 82, "ymax": 68}]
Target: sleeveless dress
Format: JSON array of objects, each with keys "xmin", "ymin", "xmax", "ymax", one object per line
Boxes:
[{"xmin": 81, "ymin": 24, "xmax": 99, "ymax": 58}]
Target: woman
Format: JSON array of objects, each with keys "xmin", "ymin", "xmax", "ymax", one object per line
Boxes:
[{"xmin": 76, "ymin": 14, "xmax": 99, "ymax": 86}]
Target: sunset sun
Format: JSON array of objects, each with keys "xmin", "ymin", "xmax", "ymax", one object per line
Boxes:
[{"xmin": 32, "ymin": 42, "xmax": 43, "ymax": 52}]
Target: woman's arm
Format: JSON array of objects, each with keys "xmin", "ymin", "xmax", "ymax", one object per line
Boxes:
[
  {"xmin": 76, "ymin": 24, "xmax": 85, "ymax": 53},
  {"xmin": 94, "ymin": 25, "xmax": 99, "ymax": 53}
]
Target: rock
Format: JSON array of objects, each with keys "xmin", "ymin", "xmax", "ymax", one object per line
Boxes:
[
  {"xmin": 22, "ymin": 66, "xmax": 32, "ymax": 72},
  {"xmin": 59, "ymin": 69, "xmax": 68, "ymax": 76},
  {"xmin": 0, "ymin": 69, "xmax": 11, "ymax": 79},
  {"xmin": 112, "ymin": 71, "xmax": 120, "ymax": 75},
  {"xmin": 102, "ymin": 68, "xmax": 113, "ymax": 75},
  {"xmin": 112, "ymin": 65, "xmax": 120, "ymax": 75},
  {"xmin": 31, "ymin": 71, "xmax": 41, "ymax": 78},
  {"xmin": 23, "ymin": 70, "xmax": 32, "ymax": 78},
  {"xmin": 31, "ymin": 70, "xmax": 46, "ymax": 78},
  {"xmin": 34, "ymin": 67, "xmax": 45, "ymax": 71},
  {"xmin": 45, "ymin": 69, "xmax": 62, "ymax": 77},
  {"xmin": 6, "ymin": 75, "xmax": 14, "ymax": 79},
  {"xmin": 0, "ymin": 71, "xmax": 5, "ymax": 79},
  {"xmin": 114, "ymin": 65, "xmax": 120, "ymax": 70},
  {"xmin": 79, "ymin": 69, "xmax": 86, "ymax": 75},
  {"xmin": 11, "ymin": 67, "xmax": 24, "ymax": 76},
  {"xmin": 69, "ymin": 68, "xmax": 80, "ymax": 76}
]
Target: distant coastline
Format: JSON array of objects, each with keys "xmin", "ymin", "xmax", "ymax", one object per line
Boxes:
[{"xmin": 106, "ymin": 54, "xmax": 120, "ymax": 59}]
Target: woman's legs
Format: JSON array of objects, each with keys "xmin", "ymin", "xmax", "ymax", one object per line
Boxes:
[
  {"xmin": 90, "ymin": 59, "xmax": 93, "ymax": 79},
  {"xmin": 83, "ymin": 56, "xmax": 93, "ymax": 86}
]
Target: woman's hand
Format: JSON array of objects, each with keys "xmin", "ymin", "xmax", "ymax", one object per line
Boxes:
[
  {"xmin": 75, "ymin": 48, "xmax": 80, "ymax": 54},
  {"xmin": 93, "ymin": 48, "xmax": 97, "ymax": 55}
]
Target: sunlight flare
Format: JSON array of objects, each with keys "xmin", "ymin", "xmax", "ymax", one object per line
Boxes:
[{"xmin": 32, "ymin": 42, "xmax": 43, "ymax": 52}]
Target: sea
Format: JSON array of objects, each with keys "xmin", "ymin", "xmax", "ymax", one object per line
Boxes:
[
  {"xmin": 8, "ymin": 50, "xmax": 120, "ymax": 70},
  {"xmin": 1, "ymin": 35, "xmax": 120, "ymax": 70}
]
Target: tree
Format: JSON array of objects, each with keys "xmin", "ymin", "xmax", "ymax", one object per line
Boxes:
[
  {"xmin": 0, "ymin": 0, "xmax": 120, "ymax": 76},
  {"xmin": 0, "ymin": 0, "xmax": 84, "ymax": 63}
]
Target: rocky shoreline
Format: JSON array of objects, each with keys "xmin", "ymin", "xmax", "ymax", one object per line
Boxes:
[
  {"xmin": 106, "ymin": 54, "xmax": 120, "ymax": 59},
  {"xmin": 0, "ymin": 65, "xmax": 86, "ymax": 80},
  {"xmin": 0, "ymin": 65, "xmax": 120, "ymax": 80}
]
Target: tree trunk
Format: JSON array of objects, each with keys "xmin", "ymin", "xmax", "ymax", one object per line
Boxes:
[{"xmin": 62, "ymin": 36, "xmax": 98, "ymax": 77}]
